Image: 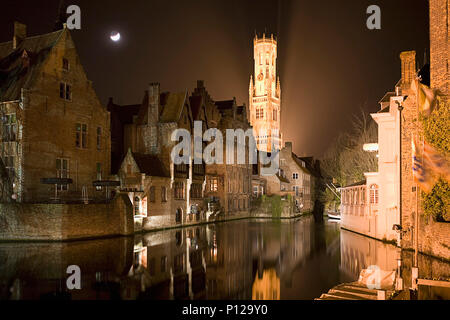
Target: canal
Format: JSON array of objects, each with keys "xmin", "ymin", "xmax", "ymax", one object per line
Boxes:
[{"xmin": 0, "ymin": 216, "xmax": 449, "ymax": 300}]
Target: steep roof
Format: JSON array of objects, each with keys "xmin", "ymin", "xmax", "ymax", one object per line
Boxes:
[
  {"xmin": 0, "ymin": 29, "xmax": 65, "ymax": 102},
  {"xmin": 378, "ymin": 92, "xmax": 395, "ymax": 105},
  {"xmin": 108, "ymin": 102, "xmax": 141, "ymax": 124},
  {"xmin": 132, "ymin": 153, "xmax": 170, "ymax": 178},
  {"xmin": 276, "ymin": 173, "xmax": 290, "ymax": 184},
  {"xmin": 215, "ymin": 99, "xmax": 234, "ymax": 111},
  {"xmin": 342, "ymin": 180, "xmax": 366, "ymax": 188},
  {"xmin": 292, "ymin": 153, "xmax": 311, "ymax": 175},
  {"xmin": 159, "ymin": 91, "xmax": 188, "ymax": 123}
]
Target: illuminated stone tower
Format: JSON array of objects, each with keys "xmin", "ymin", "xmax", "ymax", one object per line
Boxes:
[{"xmin": 249, "ymin": 33, "xmax": 282, "ymax": 152}]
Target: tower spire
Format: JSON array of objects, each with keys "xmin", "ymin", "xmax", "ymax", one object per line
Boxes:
[{"xmin": 249, "ymin": 32, "xmax": 281, "ymax": 152}]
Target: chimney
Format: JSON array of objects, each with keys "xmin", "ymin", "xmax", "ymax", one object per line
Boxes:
[
  {"xmin": 148, "ymin": 82, "xmax": 160, "ymax": 124},
  {"xmin": 197, "ymin": 80, "xmax": 204, "ymax": 89},
  {"xmin": 13, "ymin": 21, "xmax": 27, "ymax": 49},
  {"xmin": 284, "ymin": 142, "xmax": 292, "ymax": 153},
  {"xmin": 400, "ymin": 51, "xmax": 416, "ymax": 89}
]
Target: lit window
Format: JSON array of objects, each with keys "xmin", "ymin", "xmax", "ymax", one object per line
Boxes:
[
  {"xmin": 190, "ymin": 183, "xmax": 202, "ymax": 199},
  {"xmin": 96, "ymin": 163, "xmax": 102, "ymax": 190},
  {"xmin": 56, "ymin": 158, "xmax": 69, "ymax": 191},
  {"xmin": 369, "ymin": 184, "xmax": 379, "ymax": 204},
  {"xmin": 174, "ymin": 182, "xmax": 185, "ymax": 200},
  {"xmin": 76, "ymin": 123, "xmax": 88, "ymax": 148},
  {"xmin": 256, "ymin": 107, "xmax": 264, "ymax": 119},
  {"xmin": 210, "ymin": 178, "xmax": 218, "ymax": 192}
]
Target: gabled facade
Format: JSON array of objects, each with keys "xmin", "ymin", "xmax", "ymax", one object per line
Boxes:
[
  {"xmin": 114, "ymin": 83, "xmax": 206, "ymax": 228},
  {"xmin": 0, "ymin": 22, "xmax": 110, "ymax": 203},
  {"xmin": 264, "ymin": 142, "xmax": 313, "ymax": 212}
]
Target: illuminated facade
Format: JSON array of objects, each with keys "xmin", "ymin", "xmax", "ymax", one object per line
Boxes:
[{"xmin": 249, "ymin": 34, "xmax": 282, "ymax": 152}]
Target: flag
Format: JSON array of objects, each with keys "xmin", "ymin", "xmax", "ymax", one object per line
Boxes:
[
  {"xmin": 412, "ymin": 138, "xmax": 436, "ymax": 193},
  {"xmin": 411, "ymin": 79, "xmax": 438, "ymax": 116},
  {"xmin": 423, "ymin": 141, "xmax": 450, "ymax": 183}
]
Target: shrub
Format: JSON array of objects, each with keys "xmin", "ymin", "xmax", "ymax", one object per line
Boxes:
[{"xmin": 421, "ymin": 99, "xmax": 450, "ymax": 222}]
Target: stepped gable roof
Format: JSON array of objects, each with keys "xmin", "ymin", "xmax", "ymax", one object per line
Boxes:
[
  {"xmin": 0, "ymin": 29, "xmax": 65, "ymax": 102},
  {"xmin": 159, "ymin": 91, "xmax": 188, "ymax": 123},
  {"xmin": 189, "ymin": 95, "xmax": 203, "ymax": 120},
  {"xmin": 132, "ymin": 153, "xmax": 170, "ymax": 178}
]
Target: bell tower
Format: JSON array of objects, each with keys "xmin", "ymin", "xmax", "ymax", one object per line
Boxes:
[{"xmin": 249, "ymin": 33, "xmax": 282, "ymax": 152}]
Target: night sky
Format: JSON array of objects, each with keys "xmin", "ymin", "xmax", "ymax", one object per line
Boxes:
[{"xmin": 0, "ymin": 0, "xmax": 429, "ymax": 157}]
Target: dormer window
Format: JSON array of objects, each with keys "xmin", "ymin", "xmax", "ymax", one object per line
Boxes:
[{"xmin": 62, "ymin": 58, "xmax": 69, "ymax": 71}]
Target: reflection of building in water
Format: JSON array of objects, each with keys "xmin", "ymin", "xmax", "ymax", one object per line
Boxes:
[
  {"xmin": 0, "ymin": 237, "xmax": 133, "ymax": 300},
  {"xmin": 205, "ymin": 223, "xmax": 253, "ymax": 299},
  {"xmin": 252, "ymin": 269, "xmax": 280, "ymax": 300},
  {"xmin": 251, "ymin": 218, "xmax": 314, "ymax": 276},
  {"xmin": 339, "ymin": 229, "xmax": 399, "ymax": 282},
  {"xmin": 120, "ymin": 227, "xmax": 208, "ymax": 300}
]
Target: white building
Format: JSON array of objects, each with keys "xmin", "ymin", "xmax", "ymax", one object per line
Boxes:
[{"xmin": 340, "ymin": 53, "xmax": 416, "ymax": 243}]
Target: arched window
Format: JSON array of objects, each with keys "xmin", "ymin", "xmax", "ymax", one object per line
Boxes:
[{"xmin": 369, "ymin": 184, "xmax": 379, "ymax": 204}]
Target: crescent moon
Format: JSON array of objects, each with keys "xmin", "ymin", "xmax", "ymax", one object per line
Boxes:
[{"xmin": 110, "ymin": 32, "xmax": 121, "ymax": 42}]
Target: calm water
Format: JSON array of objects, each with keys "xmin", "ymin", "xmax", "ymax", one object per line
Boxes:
[{"xmin": 0, "ymin": 216, "xmax": 449, "ymax": 300}]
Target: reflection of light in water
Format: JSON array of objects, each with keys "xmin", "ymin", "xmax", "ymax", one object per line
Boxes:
[
  {"xmin": 211, "ymin": 247, "xmax": 218, "ymax": 263},
  {"xmin": 252, "ymin": 269, "xmax": 280, "ymax": 300}
]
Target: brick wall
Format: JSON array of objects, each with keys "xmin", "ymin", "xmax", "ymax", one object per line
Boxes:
[
  {"xmin": 0, "ymin": 194, "xmax": 133, "ymax": 241},
  {"xmin": 429, "ymin": 0, "xmax": 449, "ymax": 101}
]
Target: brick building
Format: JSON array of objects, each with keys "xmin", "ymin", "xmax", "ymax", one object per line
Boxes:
[
  {"xmin": 341, "ymin": 0, "xmax": 450, "ymax": 260},
  {"xmin": 264, "ymin": 142, "xmax": 313, "ymax": 212},
  {"xmin": 0, "ymin": 22, "xmax": 110, "ymax": 203},
  {"xmin": 189, "ymin": 81, "xmax": 253, "ymax": 217},
  {"xmin": 400, "ymin": 0, "xmax": 450, "ymax": 259},
  {"xmin": 113, "ymin": 83, "xmax": 206, "ymax": 228}
]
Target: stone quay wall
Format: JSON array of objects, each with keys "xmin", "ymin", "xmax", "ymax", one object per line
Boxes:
[{"xmin": 0, "ymin": 194, "xmax": 134, "ymax": 241}]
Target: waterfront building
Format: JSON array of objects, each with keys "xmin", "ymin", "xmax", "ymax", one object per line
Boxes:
[
  {"xmin": 188, "ymin": 81, "xmax": 253, "ymax": 217},
  {"xmin": 112, "ymin": 83, "xmax": 206, "ymax": 228},
  {"xmin": 249, "ymin": 33, "xmax": 282, "ymax": 152},
  {"xmin": 0, "ymin": 22, "xmax": 111, "ymax": 202},
  {"xmin": 264, "ymin": 142, "xmax": 313, "ymax": 213},
  {"xmin": 341, "ymin": 0, "xmax": 450, "ymax": 260}
]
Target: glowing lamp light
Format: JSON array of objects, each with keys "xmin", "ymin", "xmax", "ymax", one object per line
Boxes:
[{"xmin": 363, "ymin": 143, "xmax": 379, "ymax": 152}]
